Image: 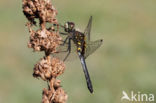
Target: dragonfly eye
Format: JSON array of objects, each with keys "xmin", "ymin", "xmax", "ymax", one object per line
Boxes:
[
  {"xmin": 70, "ymin": 22, "xmax": 75, "ymax": 29},
  {"xmin": 68, "ymin": 22, "xmax": 75, "ymax": 29},
  {"xmin": 70, "ymin": 23, "xmax": 74, "ymax": 28}
]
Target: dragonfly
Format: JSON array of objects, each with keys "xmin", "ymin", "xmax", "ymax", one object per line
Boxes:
[{"xmin": 55, "ymin": 16, "xmax": 103, "ymax": 93}]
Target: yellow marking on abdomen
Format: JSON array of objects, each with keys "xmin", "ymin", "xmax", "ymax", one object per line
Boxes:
[
  {"xmin": 77, "ymin": 47, "xmax": 81, "ymax": 51},
  {"xmin": 78, "ymin": 42, "xmax": 81, "ymax": 45}
]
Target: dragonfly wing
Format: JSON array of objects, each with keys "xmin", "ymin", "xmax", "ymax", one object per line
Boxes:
[
  {"xmin": 84, "ymin": 16, "xmax": 92, "ymax": 41},
  {"xmin": 84, "ymin": 39, "xmax": 103, "ymax": 59},
  {"xmin": 52, "ymin": 40, "xmax": 78, "ymax": 61}
]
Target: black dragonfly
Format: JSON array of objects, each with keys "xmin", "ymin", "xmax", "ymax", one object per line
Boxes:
[{"xmin": 54, "ymin": 16, "xmax": 103, "ymax": 93}]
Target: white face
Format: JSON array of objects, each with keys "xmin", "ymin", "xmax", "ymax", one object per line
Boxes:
[{"xmin": 65, "ymin": 23, "xmax": 68, "ymax": 29}]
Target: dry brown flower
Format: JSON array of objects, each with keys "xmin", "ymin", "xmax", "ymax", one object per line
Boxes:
[
  {"xmin": 23, "ymin": 0, "xmax": 57, "ymax": 25},
  {"xmin": 54, "ymin": 88, "xmax": 68, "ymax": 103},
  {"xmin": 33, "ymin": 57, "xmax": 65, "ymax": 80},
  {"xmin": 42, "ymin": 78, "xmax": 68, "ymax": 103},
  {"xmin": 27, "ymin": 24, "xmax": 61, "ymax": 53},
  {"xmin": 22, "ymin": 0, "xmax": 68, "ymax": 103}
]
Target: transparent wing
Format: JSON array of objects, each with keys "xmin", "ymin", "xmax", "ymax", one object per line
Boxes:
[
  {"xmin": 52, "ymin": 40, "xmax": 78, "ymax": 61},
  {"xmin": 84, "ymin": 39, "xmax": 103, "ymax": 59},
  {"xmin": 84, "ymin": 16, "xmax": 92, "ymax": 42}
]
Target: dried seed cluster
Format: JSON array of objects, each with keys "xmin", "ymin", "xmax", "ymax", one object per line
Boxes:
[
  {"xmin": 22, "ymin": 0, "xmax": 68, "ymax": 103},
  {"xmin": 27, "ymin": 23, "xmax": 61, "ymax": 53},
  {"xmin": 42, "ymin": 79, "xmax": 67, "ymax": 103},
  {"xmin": 33, "ymin": 57, "xmax": 65, "ymax": 80},
  {"xmin": 23, "ymin": 0, "xmax": 57, "ymax": 25}
]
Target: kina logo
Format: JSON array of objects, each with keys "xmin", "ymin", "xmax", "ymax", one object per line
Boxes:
[{"xmin": 121, "ymin": 90, "xmax": 154, "ymax": 102}]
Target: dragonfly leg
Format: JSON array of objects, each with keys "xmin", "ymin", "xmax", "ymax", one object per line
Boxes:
[
  {"xmin": 59, "ymin": 36, "xmax": 70, "ymax": 53},
  {"xmin": 59, "ymin": 24, "xmax": 65, "ymax": 28},
  {"xmin": 63, "ymin": 38, "xmax": 71, "ymax": 61},
  {"xmin": 61, "ymin": 36, "xmax": 69, "ymax": 46},
  {"xmin": 60, "ymin": 32, "xmax": 68, "ymax": 35}
]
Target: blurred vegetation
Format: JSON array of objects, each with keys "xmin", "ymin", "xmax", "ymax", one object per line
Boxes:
[{"xmin": 0, "ymin": 0, "xmax": 156, "ymax": 103}]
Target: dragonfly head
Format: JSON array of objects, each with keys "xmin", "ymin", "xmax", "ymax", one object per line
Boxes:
[{"xmin": 64, "ymin": 22, "xmax": 75, "ymax": 32}]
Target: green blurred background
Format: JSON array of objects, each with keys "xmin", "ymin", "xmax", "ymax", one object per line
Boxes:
[{"xmin": 0, "ymin": 0, "xmax": 156, "ymax": 103}]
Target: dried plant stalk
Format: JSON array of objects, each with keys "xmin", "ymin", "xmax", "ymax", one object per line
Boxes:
[{"xmin": 22, "ymin": 0, "xmax": 68, "ymax": 103}]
